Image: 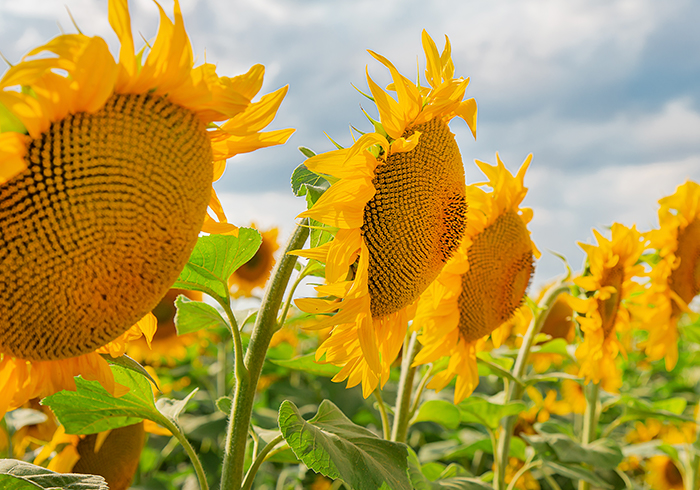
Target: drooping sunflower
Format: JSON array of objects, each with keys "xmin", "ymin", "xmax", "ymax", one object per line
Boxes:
[
  {"xmin": 0, "ymin": 0, "xmax": 292, "ymax": 418},
  {"xmin": 567, "ymin": 223, "xmax": 647, "ymax": 391},
  {"xmin": 412, "ymin": 155, "xmax": 538, "ymax": 403},
  {"xmin": 229, "ymin": 224, "xmax": 280, "ymax": 297},
  {"xmin": 34, "ymin": 423, "xmax": 145, "ymax": 490},
  {"xmin": 292, "ymin": 31, "xmax": 476, "ymax": 398},
  {"xmin": 645, "ymin": 456, "xmax": 684, "ymax": 490},
  {"xmin": 641, "ymin": 181, "xmax": 700, "ymax": 370}
]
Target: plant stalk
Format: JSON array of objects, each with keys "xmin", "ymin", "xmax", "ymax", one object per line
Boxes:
[
  {"xmin": 494, "ymin": 284, "xmax": 570, "ymax": 490},
  {"xmin": 391, "ymin": 331, "xmax": 419, "ymax": 443},
  {"xmin": 158, "ymin": 416, "xmax": 209, "ymax": 490},
  {"xmin": 578, "ymin": 381, "xmax": 599, "ymax": 490},
  {"xmin": 220, "ymin": 221, "xmax": 309, "ymax": 490}
]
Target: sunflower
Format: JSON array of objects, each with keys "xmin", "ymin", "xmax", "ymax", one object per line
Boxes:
[
  {"xmin": 126, "ymin": 289, "xmax": 209, "ymax": 367},
  {"xmin": 293, "ymin": 31, "xmax": 477, "ymax": 397},
  {"xmin": 645, "ymin": 456, "xmax": 684, "ymax": 490},
  {"xmin": 229, "ymin": 224, "xmax": 280, "ymax": 297},
  {"xmin": 567, "ymin": 223, "xmax": 646, "ymax": 391},
  {"xmin": 34, "ymin": 423, "xmax": 145, "ymax": 490},
  {"xmin": 641, "ymin": 181, "xmax": 700, "ymax": 370},
  {"xmin": 0, "ymin": 0, "xmax": 292, "ymax": 418},
  {"xmin": 412, "ymin": 155, "xmax": 538, "ymax": 403}
]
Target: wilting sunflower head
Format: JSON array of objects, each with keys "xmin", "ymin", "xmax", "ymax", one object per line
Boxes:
[
  {"xmin": 640, "ymin": 180, "xmax": 700, "ymax": 371},
  {"xmin": 412, "ymin": 154, "xmax": 537, "ymax": 403},
  {"xmin": 568, "ymin": 223, "xmax": 646, "ymax": 388},
  {"xmin": 229, "ymin": 224, "xmax": 280, "ymax": 297},
  {"xmin": 293, "ymin": 30, "xmax": 476, "ymax": 398},
  {"xmin": 0, "ymin": 0, "xmax": 292, "ymax": 415},
  {"xmin": 35, "ymin": 422, "xmax": 145, "ymax": 490}
]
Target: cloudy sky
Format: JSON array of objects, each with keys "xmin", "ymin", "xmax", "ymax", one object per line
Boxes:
[{"xmin": 2, "ymin": 0, "xmax": 699, "ymax": 286}]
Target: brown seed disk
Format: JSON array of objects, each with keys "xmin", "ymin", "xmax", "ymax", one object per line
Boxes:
[
  {"xmin": 598, "ymin": 264, "xmax": 624, "ymax": 338},
  {"xmin": 457, "ymin": 209, "xmax": 534, "ymax": 343},
  {"xmin": 671, "ymin": 218, "xmax": 700, "ymax": 315},
  {"xmin": 0, "ymin": 93, "xmax": 212, "ymax": 360},
  {"xmin": 361, "ymin": 117, "xmax": 467, "ymax": 319}
]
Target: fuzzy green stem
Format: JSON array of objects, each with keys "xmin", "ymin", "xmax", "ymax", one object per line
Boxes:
[
  {"xmin": 220, "ymin": 221, "xmax": 310, "ymax": 490},
  {"xmin": 409, "ymin": 364, "xmax": 435, "ymax": 419},
  {"xmin": 494, "ymin": 284, "xmax": 570, "ymax": 490},
  {"xmin": 684, "ymin": 403, "xmax": 700, "ymax": 490},
  {"xmin": 242, "ymin": 434, "xmax": 284, "ymax": 490},
  {"xmin": 578, "ymin": 382, "xmax": 600, "ymax": 490},
  {"xmin": 158, "ymin": 416, "xmax": 209, "ymax": 490},
  {"xmin": 373, "ymin": 388, "xmax": 391, "ymax": 440},
  {"xmin": 391, "ymin": 331, "xmax": 419, "ymax": 442}
]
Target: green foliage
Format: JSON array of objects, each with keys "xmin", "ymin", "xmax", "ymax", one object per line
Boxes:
[
  {"xmin": 0, "ymin": 459, "xmax": 108, "ymax": 490},
  {"xmin": 458, "ymin": 396, "xmax": 527, "ymax": 431},
  {"xmin": 172, "ymin": 229, "xmax": 262, "ymax": 302},
  {"xmin": 268, "ymin": 354, "xmax": 342, "ymax": 377},
  {"xmin": 411, "ymin": 400, "xmax": 461, "ymax": 430},
  {"xmin": 174, "ymin": 296, "xmax": 228, "ymax": 335},
  {"xmin": 408, "ymin": 450, "xmax": 492, "ymax": 490},
  {"xmin": 278, "ymin": 400, "xmax": 412, "ymax": 490}
]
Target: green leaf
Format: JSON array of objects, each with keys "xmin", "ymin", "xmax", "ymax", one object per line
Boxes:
[
  {"xmin": 446, "ymin": 437, "xmax": 527, "ymax": 462},
  {"xmin": 43, "ymin": 364, "xmax": 159, "ymax": 434},
  {"xmin": 458, "ymin": 396, "xmax": 527, "ymax": 430},
  {"xmin": 298, "ymin": 146, "xmax": 317, "ymax": 159},
  {"xmin": 291, "ymin": 162, "xmax": 329, "ymax": 197},
  {"xmin": 156, "ymin": 388, "xmax": 198, "ymax": 423},
  {"xmin": 411, "ymin": 400, "xmax": 461, "ymax": 430},
  {"xmin": 532, "ymin": 338, "xmax": 572, "ymax": 357},
  {"xmin": 4, "ymin": 410, "xmax": 48, "ymax": 432},
  {"xmin": 408, "ymin": 449, "xmax": 491, "ymax": 490},
  {"xmin": 523, "ymin": 433, "xmax": 623, "ymax": 470},
  {"xmin": 612, "ymin": 395, "xmax": 694, "ymax": 423},
  {"xmin": 172, "ymin": 229, "xmax": 262, "ymax": 301},
  {"xmin": 0, "ymin": 459, "xmax": 108, "ymax": 490},
  {"xmin": 278, "ymin": 400, "xmax": 411, "ymax": 490},
  {"xmin": 174, "ymin": 296, "xmax": 228, "ymax": 335},
  {"xmin": 100, "ymin": 354, "xmax": 160, "ymax": 391},
  {"xmin": 652, "ymin": 398, "xmax": 687, "ymax": 415},
  {"xmin": 268, "ymin": 354, "xmax": 342, "ymax": 377},
  {"xmin": 216, "ymin": 396, "xmax": 232, "ymax": 414},
  {"xmin": 544, "ymin": 461, "xmax": 612, "ymax": 489}
]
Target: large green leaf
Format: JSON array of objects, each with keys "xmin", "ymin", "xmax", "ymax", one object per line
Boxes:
[
  {"xmin": 411, "ymin": 400, "xmax": 461, "ymax": 430},
  {"xmin": 458, "ymin": 396, "xmax": 527, "ymax": 430},
  {"xmin": 278, "ymin": 400, "xmax": 411, "ymax": 490},
  {"xmin": 172, "ymin": 229, "xmax": 262, "ymax": 301},
  {"xmin": 43, "ymin": 364, "xmax": 159, "ymax": 434},
  {"xmin": 611, "ymin": 395, "xmax": 693, "ymax": 423},
  {"xmin": 445, "ymin": 437, "xmax": 527, "ymax": 462},
  {"xmin": 174, "ymin": 296, "xmax": 228, "ymax": 335},
  {"xmin": 268, "ymin": 354, "xmax": 341, "ymax": 377},
  {"xmin": 0, "ymin": 459, "xmax": 108, "ymax": 490},
  {"xmin": 543, "ymin": 462, "xmax": 612, "ymax": 489}
]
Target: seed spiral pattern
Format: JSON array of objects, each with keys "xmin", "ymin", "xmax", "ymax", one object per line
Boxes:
[
  {"xmin": 457, "ymin": 210, "xmax": 534, "ymax": 343},
  {"xmin": 362, "ymin": 117, "xmax": 466, "ymax": 318},
  {"xmin": 0, "ymin": 93, "xmax": 212, "ymax": 360},
  {"xmin": 671, "ymin": 218, "xmax": 700, "ymax": 314}
]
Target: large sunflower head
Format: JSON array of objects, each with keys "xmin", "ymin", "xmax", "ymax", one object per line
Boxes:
[
  {"xmin": 229, "ymin": 224, "xmax": 280, "ymax": 297},
  {"xmin": 0, "ymin": 0, "xmax": 292, "ymax": 417},
  {"xmin": 640, "ymin": 180, "xmax": 700, "ymax": 370},
  {"xmin": 293, "ymin": 30, "xmax": 477, "ymax": 397},
  {"xmin": 412, "ymin": 154, "xmax": 538, "ymax": 403},
  {"xmin": 645, "ymin": 456, "xmax": 684, "ymax": 490},
  {"xmin": 567, "ymin": 223, "xmax": 646, "ymax": 390}
]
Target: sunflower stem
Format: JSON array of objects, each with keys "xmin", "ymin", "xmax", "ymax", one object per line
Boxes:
[
  {"xmin": 221, "ymin": 300, "xmax": 247, "ymax": 385},
  {"xmin": 157, "ymin": 415, "xmax": 209, "ymax": 490},
  {"xmin": 241, "ymin": 434, "xmax": 284, "ymax": 490},
  {"xmin": 578, "ymin": 381, "xmax": 599, "ymax": 490},
  {"xmin": 221, "ymin": 221, "xmax": 309, "ymax": 490},
  {"xmin": 391, "ymin": 331, "xmax": 419, "ymax": 443},
  {"xmin": 494, "ymin": 284, "xmax": 570, "ymax": 490},
  {"xmin": 373, "ymin": 388, "xmax": 391, "ymax": 440},
  {"xmin": 409, "ymin": 364, "xmax": 435, "ymax": 420}
]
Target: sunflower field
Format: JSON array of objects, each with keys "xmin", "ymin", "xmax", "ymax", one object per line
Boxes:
[{"xmin": 1, "ymin": 2, "xmax": 700, "ymax": 490}]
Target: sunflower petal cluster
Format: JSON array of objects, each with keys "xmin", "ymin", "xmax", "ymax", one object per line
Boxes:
[
  {"xmin": 0, "ymin": 0, "xmax": 292, "ymax": 418},
  {"xmin": 640, "ymin": 181, "xmax": 700, "ymax": 370},
  {"xmin": 412, "ymin": 154, "xmax": 538, "ymax": 403},
  {"xmin": 293, "ymin": 31, "xmax": 477, "ymax": 397},
  {"xmin": 567, "ymin": 223, "xmax": 647, "ymax": 391}
]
